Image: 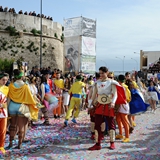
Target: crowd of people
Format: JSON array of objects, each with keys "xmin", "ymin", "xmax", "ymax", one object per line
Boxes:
[
  {"xmin": 0, "ymin": 6, "xmax": 53, "ymax": 21},
  {"xmin": 0, "ymin": 66, "xmax": 160, "ymax": 154}
]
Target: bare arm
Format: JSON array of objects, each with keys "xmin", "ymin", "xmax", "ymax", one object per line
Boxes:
[
  {"xmin": 111, "ymin": 84, "xmax": 117, "ymax": 104},
  {"xmin": 41, "ymin": 84, "xmax": 45, "ymax": 101}
]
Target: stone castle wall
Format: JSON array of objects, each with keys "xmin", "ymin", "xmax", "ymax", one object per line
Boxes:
[{"xmin": 0, "ymin": 12, "xmax": 64, "ymax": 71}]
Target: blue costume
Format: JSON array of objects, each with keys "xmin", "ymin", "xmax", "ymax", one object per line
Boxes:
[
  {"xmin": 129, "ymin": 89, "xmax": 150, "ymax": 115},
  {"xmin": 148, "ymin": 86, "xmax": 160, "ymax": 100}
]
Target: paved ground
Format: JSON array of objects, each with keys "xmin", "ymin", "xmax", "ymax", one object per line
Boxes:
[{"xmin": 1, "ymin": 105, "xmax": 160, "ymax": 160}]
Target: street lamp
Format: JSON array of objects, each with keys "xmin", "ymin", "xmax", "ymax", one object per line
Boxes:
[
  {"xmin": 134, "ymin": 52, "xmax": 139, "ymax": 55},
  {"xmin": 131, "ymin": 58, "xmax": 138, "ymax": 71},
  {"xmin": 101, "ymin": 60, "xmax": 107, "ymax": 67},
  {"xmin": 115, "ymin": 56, "xmax": 125, "ymax": 74},
  {"xmin": 40, "ymin": 0, "xmax": 42, "ymax": 68}
]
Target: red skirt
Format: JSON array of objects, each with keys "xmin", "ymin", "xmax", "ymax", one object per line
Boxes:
[{"xmin": 95, "ymin": 103, "xmax": 115, "ymax": 117}]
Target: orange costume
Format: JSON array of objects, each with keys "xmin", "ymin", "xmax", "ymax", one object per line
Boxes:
[
  {"xmin": 53, "ymin": 79, "xmax": 64, "ymax": 116},
  {"xmin": 0, "ymin": 85, "xmax": 9, "ymax": 154}
]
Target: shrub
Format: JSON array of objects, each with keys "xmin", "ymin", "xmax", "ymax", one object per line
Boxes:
[
  {"xmin": 0, "ymin": 58, "xmax": 14, "ymax": 74},
  {"xmin": 54, "ymin": 33, "xmax": 58, "ymax": 38},
  {"xmin": 5, "ymin": 26, "xmax": 18, "ymax": 36}
]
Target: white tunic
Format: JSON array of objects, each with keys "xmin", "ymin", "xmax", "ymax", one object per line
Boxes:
[{"xmin": 96, "ymin": 79, "xmax": 118, "ymax": 103}]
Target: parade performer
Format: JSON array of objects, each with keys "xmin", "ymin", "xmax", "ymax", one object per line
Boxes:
[
  {"xmin": 147, "ymin": 80, "xmax": 160, "ymax": 113},
  {"xmin": 53, "ymin": 71, "xmax": 64, "ymax": 118},
  {"xmin": 88, "ymin": 67, "xmax": 126, "ymax": 150},
  {"xmin": 63, "ymin": 77, "xmax": 71, "ymax": 116},
  {"xmin": 7, "ymin": 69, "xmax": 39, "ymax": 149},
  {"xmin": 126, "ymin": 79, "xmax": 150, "ymax": 115},
  {"xmin": 88, "ymin": 72, "xmax": 106, "ymax": 140},
  {"xmin": 125, "ymin": 72, "xmax": 138, "ymax": 127},
  {"xmin": 0, "ymin": 72, "xmax": 9, "ymax": 154},
  {"xmin": 116, "ymin": 75, "xmax": 131, "ymax": 143},
  {"xmin": 41, "ymin": 75, "xmax": 58, "ymax": 125},
  {"xmin": 64, "ymin": 75, "xmax": 85, "ymax": 126}
]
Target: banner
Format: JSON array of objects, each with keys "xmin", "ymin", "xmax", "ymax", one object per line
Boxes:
[
  {"xmin": 81, "ymin": 55, "xmax": 96, "ymax": 74},
  {"xmin": 82, "ymin": 17, "xmax": 96, "ymax": 38},
  {"xmin": 64, "ymin": 17, "xmax": 82, "ymax": 37},
  {"xmin": 64, "ymin": 36, "xmax": 81, "ymax": 73},
  {"xmin": 82, "ymin": 37, "xmax": 96, "ymax": 56}
]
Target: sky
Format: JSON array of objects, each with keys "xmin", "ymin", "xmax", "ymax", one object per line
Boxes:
[{"xmin": 1, "ymin": 0, "xmax": 160, "ymax": 72}]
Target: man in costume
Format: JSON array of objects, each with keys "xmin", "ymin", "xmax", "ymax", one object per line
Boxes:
[
  {"xmin": 88, "ymin": 72, "xmax": 106, "ymax": 140},
  {"xmin": 0, "ymin": 72, "xmax": 9, "ymax": 154},
  {"xmin": 88, "ymin": 67, "xmax": 126, "ymax": 150},
  {"xmin": 64, "ymin": 75, "xmax": 85, "ymax": 126},
  {"xmin": 53, "ymin": 71, "xmax": 64, "ymax": 118}
]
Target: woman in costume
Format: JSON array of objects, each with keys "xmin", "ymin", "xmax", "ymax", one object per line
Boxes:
[
  {"xmin": 147, "ymin": 80, "xmax": 160, "ymax": 113},
  {"xmin": 126, "ymin": 79, "xmax": 149, "ymax": 116},
  {"xmin": 7, "ymin": 69, "xmax": 39, "ymax": 149},
  {"xmin": 0, "ymin": 72, "xmax": 9, "ymax": 154},
  {"xmin": 53, "ymin": 71, "xmax": 64, "ymax": 118},
  {"xmin": 40, "ymin": 75, "xmax": 58, "ymax": 124},
  {"xmin": 116, "ymin": 75, "xmax": 131, "ymax": 143},
  {"xmin": 62, "ymin": 77, "xmax": 71, "ymax": 116},
  {"xmin": 88, "ymin": 67, "xmax": 126, "ymax": 150}
]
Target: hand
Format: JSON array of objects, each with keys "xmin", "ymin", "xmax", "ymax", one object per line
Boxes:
[{"xmin": 109, "ymin": 103, "xmax": 115, "ymax": 108}]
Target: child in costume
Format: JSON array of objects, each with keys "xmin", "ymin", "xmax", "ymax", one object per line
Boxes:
[
  {"xmin": 116, "ymin": 75, "xmax": 131, "ymax": 143},
  {"xmin": 64, "ymin": 75, "xmax": 85, "ymax": 126},
  {"xmin": 0, "ymin": 72, "xmax": 9, "ymax": 155}
]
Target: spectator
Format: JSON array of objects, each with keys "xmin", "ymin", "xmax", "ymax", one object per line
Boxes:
[
  {"xmin": 24, "ymin": 11, "xmax": 28, "ymax": 15},
  {"xmin": 3, "ymin": 7, "xmax": 8, "ymax": 12},
  {"xmin": 50, "ymin": 17, "xmax": 53, "ymax": 21},
  {"xmin": 47, "ymin": 16, "xmax": 50, "ymax": 20},
  {"xmin": 0, "ymin": 6, "xmax": 3, "ymax": 12},
  {"xmin": 29, "ymin": 11, "xmax": 32, "ymax": 15},
  {"xmin": 18, "ymin": 10, "xmax": 23, "ymax": 14},
  {"xmin": 8, "ymin": 8, "xmax": 13, "ymax": 12},
  {"xmin": 12, "ymin": 8, "xmax": 16, "ymax": 13},
  {"xmin": 32, "ymin": 11, "xmax": 36, "ymax": 16},
  {"xmin": 37, "ymin": 14, "xmax": 40, "ymax": 17}
]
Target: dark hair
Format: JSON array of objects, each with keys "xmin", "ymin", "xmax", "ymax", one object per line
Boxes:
[
  {"xmin": 95, "ymin": 72, "xmax": 100, "ymax": 79},
  {"xmin": 125, "ymin": 79, "xmax": 134, "ymax": 90},
  {"xmin": 41, "ymin": 75, "xmax": 47, "ymax": 84},
  {"xmin": 118, "ymin": 74, "xmax": 125, "ymax": 82},
  {"xmin": 13, "ymin": 69, "xmax": 20, "ymax": 76},
  {"xmin": 56, "ymin": 71, "xmax": 61, "ymax": 75},
  {"xmin": 76, "ymin": 75, "xmax": 82, "ymax": 80},
  {"xmin": 99, "ymin": 66, "xmax": 108, "ymax": 73},
  {"xmin": 0, "ymin": 72, "xmax": 9, "ymax": 79},
  {"xmin": 125, "ymin": 72, "xmax": 130, "ymax": 77}
]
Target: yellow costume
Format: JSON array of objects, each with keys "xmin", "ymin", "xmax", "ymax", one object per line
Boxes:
[
  {"xmin": 8, "ymin": 83, "xmax": 39, "ymax": 121},
  {"xmin": 65, "ymin": 81, "xmax": 85, "ymax": 120}
]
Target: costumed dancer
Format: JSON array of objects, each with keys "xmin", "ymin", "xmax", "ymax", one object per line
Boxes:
[
  {"xmin": 116, "ymin": 75, "xmax": 131, "ymax": 143},
  {"xmin": 0, "ymin": 72, "xmax": 9, "ymax": 154},
  {"xmin": 126, "ymin": 79, "xmax": 150, "ymax": 116},
  {"xmin": 53, "ymin": 71, "xmax": 64, "ymax": 118},
  {"xmin": 125, "ymin": 72, "xmax": 138, "ymax": 128},
  {"xmin": 62, "ymin": 77, "xmax": 71, "ymax": 116},
  {"xmin": 64, "ymin": 75, "xmax": 85, "ymax": 126},
  {"xmin": 88, "ymin": 72, "xmax": 106, "ymax": 140},
  {"xmin": 7, "ymin": 69, "xmax": 39, "ymax": 149},
  {"xmin": 147, "ymin": 80, "xmax": 160, "ymax": 113},
  {"xmin": 88, "ymin": 67, "xmax": 126, "ymax": 150},
  {"xmin": 40, "ymin": 75, "xmax": 58, "ymax": 125}
]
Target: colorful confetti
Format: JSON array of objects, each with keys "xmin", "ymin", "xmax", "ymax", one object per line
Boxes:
[{"xmin": 2, "ymin": 106, "xmax": 160, "ymax": 160}]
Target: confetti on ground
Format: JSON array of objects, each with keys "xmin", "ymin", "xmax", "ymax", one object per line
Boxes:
[{"xmin": 2, "ymin": 105, "xmax": 160, "ymax": 160}]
